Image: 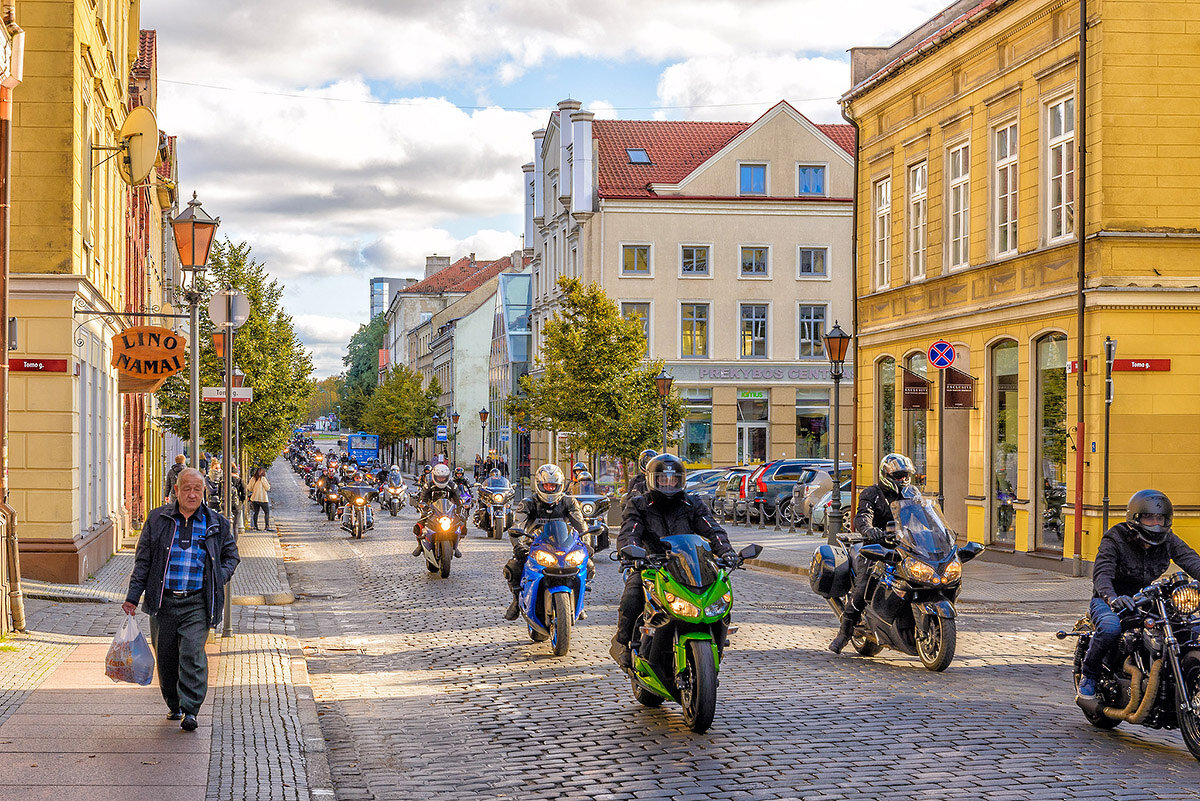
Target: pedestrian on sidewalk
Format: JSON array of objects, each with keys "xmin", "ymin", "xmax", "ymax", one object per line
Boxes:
[
  {"xmin": 247, "ymin": 466, "xmax": 272, "ymax": 531},
  {"xmin": 122, "ymin": 468, "xmax": 240, "ymax": 732},
  {"xmin": 220, "ymin": 465, "xmax": 247, "ymax": 533},
  {"xmin": 164, "ymin": 454, "xmax": 187, "ymax": 502}
]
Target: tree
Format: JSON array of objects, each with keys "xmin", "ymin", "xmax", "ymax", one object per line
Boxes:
[
  {"xmin": 361, "ymin": 365, "xmax": 436, "ymax": 447},
  {"xmin": 308, "ymin": 376, "xmax": 340, "ymax": 421},
  {"xmin": 339, "ymin": 313, "xmax": 387, "ymax": 430},
  {"xmin": 155, "ymin": 239, "xmax": 314, "ymax": 468},
  {"xmin": 505, "ymin": 277, "xmax": 682, "ymax": 467}
]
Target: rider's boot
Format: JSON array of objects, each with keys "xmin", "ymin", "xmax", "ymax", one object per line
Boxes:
[
  {"xmin": 608, "ymin": 634, "xmax": 632, "ymax": 670},
  {"xmin": 829, "ymin": 606, "xmax": 860, "ymax": 654},
  {"xmin": 503, "ymin": 587, "xmax": 520, "ymax": 620}
]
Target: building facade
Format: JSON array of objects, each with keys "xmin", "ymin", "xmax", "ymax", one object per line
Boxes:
[
  {"xmin": 369, "ymin": 275, "xmax": 413, "ymax": 320},
  {"xmin": 487, "ymin": 271, "xmax": 532, "ymax": 485},
  {"xmin": 843, "ymin": 0, "xmax": 1200, "ymax": 564},
  {"xmin": 525, "ymin": 99, "xmax": 856, "ymax": 475}
]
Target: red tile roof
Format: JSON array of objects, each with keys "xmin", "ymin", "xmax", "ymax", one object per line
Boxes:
[
  {"xmin": 134, "ymin": 30, "xmax": 155, "ymax": 74},
  {"xmin": 401, "ymin": 255, "xmax": 527, "ymax": 295},
  {"xmin": 593, "ymin": 108, "xmax": 856, "ymax": 198}
]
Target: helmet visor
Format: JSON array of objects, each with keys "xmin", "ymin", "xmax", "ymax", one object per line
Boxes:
[
  {"xmin": 539, "ymin": 480, "xmax": 562, "ymax": 495},
  {"xmin": 652, "ymin": 471, "xmax": 683, "ymax": 495}
]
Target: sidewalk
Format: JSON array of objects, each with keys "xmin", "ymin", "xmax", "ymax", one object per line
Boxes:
[{"xmin": 720, "ymin": 521, "xmax": 1093, "ymax": 605}]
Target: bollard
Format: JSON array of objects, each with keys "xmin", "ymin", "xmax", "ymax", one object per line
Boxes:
[
  {"xmin": 787, "ymin": 497, "xmax": 797, "ymax": 534},
  {"xmin": 773, "ymin": 500, "xmax": 782, "ymax": 532},
  {"xmin": 756, "ymin": 500, "xmax": 765, "ymax": 531}
]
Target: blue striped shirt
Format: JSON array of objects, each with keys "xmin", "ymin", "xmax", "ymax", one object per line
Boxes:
[{"xmin": 165, "ymin": 509, "xmax": 207, "ymax": 592}]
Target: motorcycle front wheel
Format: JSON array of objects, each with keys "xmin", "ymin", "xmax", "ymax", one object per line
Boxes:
[
  {"xmin": 326, "ymin": 503, "xmax": 335, "ymax": 521},
  {"xmin": 916, "ymin": 614, "xmax": 956, "ymax": 672},
  {"xmin": 437, "ymin": 540, "xmax": 453, "ymax": 577},
  {"xmin": 492, "ymin": 518, "xmax": 503, "ymax": 540},
  {"xmin": 550, "ymin": 592, "xmax": 572, "ymax": 656},
  {"xmin": 680, "ymin": 639, "xmax": 718, "ymax": 733},
  {"xmin": 1177, "ymin": 652, "xmax": 1200, "ymax": 761}
]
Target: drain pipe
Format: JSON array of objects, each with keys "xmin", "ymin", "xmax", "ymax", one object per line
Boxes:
[
  {"xmin": 839, "ymin": 102, "xmax": 861, "ymax": 515},
  {"xmin": 1071, "ymin": 0, "xmax": 1089, "ymax": 577}
]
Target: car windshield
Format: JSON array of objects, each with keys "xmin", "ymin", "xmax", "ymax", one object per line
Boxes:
[
  {"xmin": 536, "ymin": 520, "xmax": 580, "ymax": 550},
  {"xmin": 890, "ymin": 497, "xmax": 955, "ymax": 561},
  {"xmin": 659, "ymin": 534, "xmax": 719, "ymax": 589}
]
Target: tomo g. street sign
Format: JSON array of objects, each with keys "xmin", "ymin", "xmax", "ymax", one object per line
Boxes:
[
  {"xmin": 202, "ymin": 386, "xmax": 253, "ymax": 403},
  {"xmin": 928, "ymin": 340, "xmax": 956, "ymax": 369}
]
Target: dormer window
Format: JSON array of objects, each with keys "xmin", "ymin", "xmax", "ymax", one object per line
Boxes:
[{"xmin": 626, "ymin": 148, "xmax": 651, "ymax": 164}]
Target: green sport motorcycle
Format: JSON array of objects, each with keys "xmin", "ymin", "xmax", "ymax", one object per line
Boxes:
[{"xmin": 619, "ymin": 535, "xmax": 762, "ymax": 733}]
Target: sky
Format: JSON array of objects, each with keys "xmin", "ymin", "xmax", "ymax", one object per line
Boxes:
[{"xmin": 140, "ymin": 0, "xmax": 953, "ymax": 378}]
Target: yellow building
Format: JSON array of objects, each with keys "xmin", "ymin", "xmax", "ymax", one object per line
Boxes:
[
  {"xmin": 843, "ymin": 0, "xmax": 1200, "ymax": 570},
  {"xmin": 9, "ymin": 0, "xmax": 143, "ymax": 582}
]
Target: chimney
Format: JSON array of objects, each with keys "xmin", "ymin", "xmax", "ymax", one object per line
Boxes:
[
  {"xmin": 469, "ymin": 252, "xmax": 476, "ymax": 269},
  {"xmin": 522, "ymin": 162, "xmax": 535, "ymax": 252},
  {"xmin": 425, "ymin": 254, "xmax": 451, "ymax": 279},
  {"xmin": 570, "ymin": 110, "xmax": 595, "ymax": 216},
  {"xmin": 532, "ymin": 128, "xmax": 546, "ymax": 224},
  {"xmin": 557, "ymin": 99, "xmax": 581, "ymax": 207}
]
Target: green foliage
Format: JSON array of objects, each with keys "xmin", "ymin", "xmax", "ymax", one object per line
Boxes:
[
  {"xmin": 154, "ymin": 240, "xmax": 314, "ymax": 468},
  {"xmin": 308, "ymin": 376, "xmax": 341, "ymax": 422},
  {"xmin": 505, "ymin": 277, "xmax": 682, "ymax": 462},
  {"xmin": 338, "ymin": 313, "xmax": 387, "ymax": 429},
  {"xmin": 361, "ymin": 365, "xmax": 438, "ymax": 446}
]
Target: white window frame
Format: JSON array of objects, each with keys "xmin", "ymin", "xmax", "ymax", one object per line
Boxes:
[
  {"xmin": 679, "ymin": 243, "xmax": 713, "ymax": 279},
  {"xmin": 947, "ymin": 142, "xmax": 970, "ymax": 270},
  {"xmin": 873, "ymin": 176, "xmax": 892, "ymax": 289},
  {"xmin": 796, "ymin": 245, "xmax": 831, "ymax": 280},
  {"xmin": 796, "ymin": 162, "xmax": 829, "ymax": 197},
  {"xmin": 619, "ymin": 242, "xmax": 654, "ymax": 278},
  {"xmin": 620, "ymin": 300, "xmax": 653, "ymax": 349},
  {"xmin": 678, "ymin": 300, "xmax": 710, "ymax": 359},
  {"xmin": 738, "ymin": 301, "xmax": 771, "ymax": 360},
  {"xmin": 796, "ymin": 303, "xmax": 828, "ymax": 361},
  {"xmin": 908, "ymin": 161, "xmax": 927, "ymax": 281},
  {"xmin": 738, "ymin": 243, "xmax": 771, "ymax": 279},
  {"xmin": 993, "ymin": 121, "xmax": 1019, "ymax": 257},
  {"xmin": 1046, "ymin": 95, "xmax": 1076, "ymax": 244},
  {"xmin": 738, "ymin": 161, "xmax": 769, "ymax": 196}
]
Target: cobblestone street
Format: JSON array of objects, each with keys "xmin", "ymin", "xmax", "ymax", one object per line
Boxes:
[{"xmin": 274, "ymin": 469, "xmax": 1200, "ymax": 800}]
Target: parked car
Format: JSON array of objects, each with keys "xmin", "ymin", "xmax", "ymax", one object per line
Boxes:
[
  {"xmin": 791, "ymin": 462, "xmax": 854, "ymax": 523},
  {"xmin": 687, "ymin": 468, "xmax": 734, "ymax": 511},
  {"xmin": 747, "ymin": 459, "xmax": 847, "ymax": 521},
  {"xmin": 807, "ymin": 477, "xmax": 854, "ymax": 534},
  {"xmin": 712, "ymin": 467, "xmax": 756, "ymax": 517}
]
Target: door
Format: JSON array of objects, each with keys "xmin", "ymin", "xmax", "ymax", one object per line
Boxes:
[{"xmin": 737, "ymin": 423, "xmax": 768, "ymax": 466}]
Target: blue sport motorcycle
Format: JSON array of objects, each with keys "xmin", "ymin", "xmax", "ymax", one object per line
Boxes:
[{"xmin": 513, "ymin": 521, "xmax": 591, "ymax": 656}]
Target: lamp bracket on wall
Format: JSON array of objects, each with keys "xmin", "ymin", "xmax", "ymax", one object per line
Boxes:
[{"xmin": 72, "ymin": 298, "xmax": 189, "ymax": 347}]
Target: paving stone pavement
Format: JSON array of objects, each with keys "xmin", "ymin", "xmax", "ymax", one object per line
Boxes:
[{"xmin": 272, "ymin": 464, "xmax": 1200, "ymax": 801}]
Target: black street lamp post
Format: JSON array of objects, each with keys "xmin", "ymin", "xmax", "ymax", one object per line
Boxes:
[
  {"xmin": 824, "ymin": 322, "xmax": 852, "ymax": 540},
  {"xmin": 451, "ymin": 411, "xmax": 460, "ymax": 467},
  {"xmin": 654, "ymin": 368, "xmax": 674, "ymax": 453},
  {"xmin": 478, "ymin": 407, "xmax": 489, "ymax": 463}
]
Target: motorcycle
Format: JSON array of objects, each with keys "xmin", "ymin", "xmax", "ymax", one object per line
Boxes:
[
  {"xmin": 809, "ymin": 494, "xmax": 983, "ymax": 671},
  {"xmin": 573, "ymin": 493, "xmax": 611, "ymax": 551},
  {"xmin": 418, "ymin": 498, "xmax": 465, "ymax": 578},
  {"xmin": 618, "ymin": 536, "xmax": 762, "ymax": 733},
  {"xmin": 380, "ymin": 483, "xmax": 406, "ymax": 516},
  {"xmin": 476, "ymin": 477, "xmax": 515, "ymax": 539},
  {"xmin": 339, "ymin": 485, "xmax": 375, "ymax": 539},
  {"xmin": 510, "ymin": 521, "xmax": 594, "ymax": 656},
  {"xmin": 310, "ymin": 474, "xmax": 328, "ymax": 503},
  {"xmin": 1058, "ymin": 571, "xmax": 1200, "ymax": 760},
  {"xmin": 323, "ymin": 484, "xmax": 340, "ymax": 521}
]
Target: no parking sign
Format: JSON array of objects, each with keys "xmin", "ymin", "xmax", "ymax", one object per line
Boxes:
[{"xmin": 928, "ymin": 340, "xmax": 955, "ymax": 369}]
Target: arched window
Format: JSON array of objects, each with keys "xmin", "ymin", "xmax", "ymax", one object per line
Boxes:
[
  {"xmin": 990, "ymin": 340, "xmax": 1019, "ymax": 545},
  {"xmin": 877, "ymin": 356, "xmax": 896, "ymax": 462},
  {"xmin": 904, "ymin": 352, "xmax": 928, "ymax": 484},
  {"xmin": 1035, "ymin": 332, "xmax": 1068, "ymax": 552}
]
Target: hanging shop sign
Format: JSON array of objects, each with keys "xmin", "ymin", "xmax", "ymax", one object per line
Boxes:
[
  {"xmin": 901, "ymin": 367, "xmax": 931, "ymax": 411},
  {"xmin": 111, "ymin": 325, "xmax": 186, "ymax": 393},
  {"xmin": 943, "ymin": 366, "xmax": 977, "ymax": 409}
]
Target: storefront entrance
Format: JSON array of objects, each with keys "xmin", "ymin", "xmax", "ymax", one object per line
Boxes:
[{"xmin": 737, "ymin": 423, "xmax": 767, "ymax": 466}]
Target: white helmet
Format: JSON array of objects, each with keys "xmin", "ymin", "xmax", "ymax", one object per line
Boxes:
[
  {"xmin": 431, "ymin": 463, "xmax": 452, "ymax": 489},
  {"xmin": 390, "ymin": 465, "xmax": 399, "ymax": 472},
  {"xmin": 532, "ymin": 464, "xmax": 566, "ymax": 505}
]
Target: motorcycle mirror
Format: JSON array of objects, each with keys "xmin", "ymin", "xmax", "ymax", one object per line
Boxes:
[
  {"xmin": 587, "ymin": 523, "xmax": 604, "ymax": 533},
  {"xmin": 621, "ymin": 544, "xmax": 647, "ymax": 561},
  {"xmin": 959, "ymin": 541, "xmax": 984, "ymax": 563},
  {"xmin": 859, "ymin": 544, "xmax": 899, "ymax": 564},
  {"xmin": 885, "ymin": 521, "xmax": 898, "ymax": 533},
  {"xmin": 507, "ymin": 527, "xmax": 526, "ymax": 538},
  {"xmin": 739, "ymin": 544, "xmax": 762, "ymax": 560}
]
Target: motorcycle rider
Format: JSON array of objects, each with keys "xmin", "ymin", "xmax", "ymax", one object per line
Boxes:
[
  {"xmin": 338, "ymin": 471, "xmax": 377, "ymax": 531},
  {"xmin": 829, "ymin": 453, "xmax": 916, "ymax": 654},
  {"xmin": 412, "ymin": 463, "xmax": 464, "ymax": 557},
  {"xmin": 611, "ymin": 453, "xmax": 733, "ymax": 669},
  {"xmin": 502, "ymin": 464, "xmax": 588, "ymax": 621},
  {"xmin": 625, "ymin": 449, "xmax": 657, "ymax": 497},
  {"xmin": 1077, "ymin": 489, "xmax": 1200, "ymax": 700},
  {"xmin": 571, "ymin": 469, "xmax": 598, "ymax": 496},
  {"xmin": 452, "ymin": 466, "xmax": 473, "ymax": 497}
]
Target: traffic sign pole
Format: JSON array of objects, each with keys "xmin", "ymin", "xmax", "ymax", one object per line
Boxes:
[{"xmin": 927, "ymin": 340, "xmax": 955, "ymax": 512}]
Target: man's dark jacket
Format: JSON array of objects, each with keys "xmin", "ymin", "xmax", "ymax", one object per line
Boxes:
[
  {"xmin": 853, "ymin": 484, "xmax": 905, "ymax": 543},
  {"xmin": 625, "ymin": 474, "xmax": 647, "ymax": 498},
  {"xmin": 515, "ymin": 496, "xmax": 586, "ymax": 534},
  {"xmin": 125, "ymin": 500, "xmax": 240, "ymax": 627},
  {"xmin": 1093, "ymin": 522, "xmax": 1200, "ymax": 602},
  {"xmin": 618, "ymin": 492, "xmax": 731, "ymax": 555}
]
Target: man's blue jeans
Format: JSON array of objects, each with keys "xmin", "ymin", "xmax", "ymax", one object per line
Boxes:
[{"xmin": 1081, "ymin": 597, "xmax": 1124, "ymax": 678}]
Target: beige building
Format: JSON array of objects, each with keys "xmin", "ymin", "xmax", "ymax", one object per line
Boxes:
[{"xmin": 525, "ymin": 99, "xmax": 856, "ymax": 476}]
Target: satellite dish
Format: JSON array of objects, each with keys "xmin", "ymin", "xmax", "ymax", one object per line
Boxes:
[{"xmin": 116, "ymin": 106, "xmax": 158, "ymax": 186}]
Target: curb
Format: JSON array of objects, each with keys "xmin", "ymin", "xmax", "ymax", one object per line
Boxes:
[
  {"xmin": 232, "ymin": 521, "xmax": 297, "ymax": 606},
  {"xmin": 745, "ymin": 557, "xmax": 810, "ymax": 577},
  {"xmin": 287, "ymin": 635, "xmax": 335, "ymax": 801}
]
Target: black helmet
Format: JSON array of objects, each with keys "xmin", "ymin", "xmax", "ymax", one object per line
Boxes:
[
  {"xmin": 488, "ymin": 468, "xmax": 502, "ymax": 478},
  {"xmin": 879, "ymin": 453, "xmax": 916, "ymax": 495},
  {"xmin": 1126, "ymin": 489, "xmax": 1173, "ymax": 546},
  {"xmin": 423, "ymin": 464, "xmax": 432, "ymax": 474},
  {"xmin": 453, "ymin": 467, "xmax": 465, "ymax": 480},
  {"xmin": 638, "ymin": 448, "xmax": 658, "ymax": 474},
  {"xmin": 646, "ymin": 454, "xmax": 686, "ymax": 506}
]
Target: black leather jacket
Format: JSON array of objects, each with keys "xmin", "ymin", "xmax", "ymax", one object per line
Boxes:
[
  {"xmin": 618, "ymin": 492, "xmax": 731, "ymax": 556},
  {"xmin": 419, "ymin": 483, "xmax": 462, "ymax": 508},
  {"xmin": 853, "ymin": 484, "xmax": 905, "ymax": 543},
  {"xmin": 625, "ymin": 474, "xmax": 647, "ymax": 498},
  {"xmin": 515, "ymin": 496, "xmax": 586, "ymax": 534},
  {"xmin": 1093, "ymin": 522, "xmax": 1200, "ymax": 602}
]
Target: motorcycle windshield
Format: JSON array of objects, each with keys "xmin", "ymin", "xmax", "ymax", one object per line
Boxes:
[
  {"xmin": 890, "ymin": 498, "xmax": 955, "ymax": 561},
  {"xmin": 430, "ymin": 498, "xmax": 458, "ymax": 518},
  {"xmin": 538, "ymin": 520, "xmax": 579, "ymax": 550},
  {"xmin": 388, "ymin": 471, "xmax": 403, "ymax": 485},
  {"xmin": 659, "ymin": 534, "xmax": 719, "ymax": 589},
  {"xmin": 483, "ymin": 478, "xmax": 511, "ymax": 491}
]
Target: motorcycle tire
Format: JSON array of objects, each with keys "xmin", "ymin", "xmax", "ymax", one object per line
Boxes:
[
  {"xmin": 493, "ymin": 519, "xmax": 503, "ymax": 540},
  {"xmin": 1071, "ymin": 639, "xmax": 1119, "ymax": 730},
  {"xmin": 631, "ymin": 676, "xmax": 664, "ymax": 707},
  {"xmin": 529, "ymin": 626, "xmax": 549, "ymax": 643},
  {"xmin": 1176, "ymin": 652, "xmax": 1200, "ymax": 760},
  {"xmin": 425, "ymin": 559, "xmax": 439, "ymax": 573},
  {"xmin": 550, "ymin": 592, "xmax": 572, "ymax": 657},
  {"xmin": 851, "ymin": 633, "xmax": 883, "ymax": 657},
  {"xmin": 326, "ymin": 504, "xmax": 335, "ymax": 521},
  {"xmin": 916, "ymin": 614, "xmax": 956, "ymax": 672},
  {"xmin": 680, "ymin": 639, "xmax": 718, "ymax": 734},
  {"xmin": 437, "ymin": 540, "xmax": 453, "ymax": 578}
]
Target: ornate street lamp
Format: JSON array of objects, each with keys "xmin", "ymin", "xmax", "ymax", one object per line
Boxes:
[
  {"xmin": 169, "ymin": 192, "xmax": 220, "ymax": 470},
  {"xmin": 824, "ymin": 322, "xmax": 852, "ymax": 539},
  {"xmin": 655, "ymin": 368, "xmax": 674, "ymax": 453},
  {"xmin": 478, "ymin": 407, "xmax": 489, "ymax": 463},
  {"xmin": 451, "ymin": 411, "xmax": 460, "ymax": 466}
]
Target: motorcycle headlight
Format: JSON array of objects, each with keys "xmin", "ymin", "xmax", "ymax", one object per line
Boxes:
[
  {"xmin": 902, "ymin": 558, "xmax": 939, "ymax": 585},
  {"xmin": 662, "ymin": 591, "xmax": 700, "ymax": 618},
  {"xmin": 581, "ymin": 503, "xmax": 595, "ymax": 517},
  {"xmin": 354, "ymin": 497, "xmax": 365, "ymax": 505},
  {"xmin": 942, "ymin": 556, "xmax": 962, "ymax": 583},
  {"xmin": 533, "ymin": 549, "xmax": 559, "ymax": 567},
  {"xmin": 705, "ymin": 593, "xmax": 732, "ymax": 617},
  {"xmin": 493, "ymin": 493, "xmax": 504, "ymax": 503},
  {"xmin": 565, "ymin": 549, "xmax": 587, "ymax": 567},
  {"xmin": 438, "ymin": 516, "xmax": 452, "ymax": 531},
  {"xmin": 1172, "ymin": 584, "xmax": 1200, "ymax": 616}
]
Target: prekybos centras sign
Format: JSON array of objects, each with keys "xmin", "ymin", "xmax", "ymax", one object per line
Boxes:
[{"xmin": 111, "ymin": 325, "xmax": 186, "ymax": 393}]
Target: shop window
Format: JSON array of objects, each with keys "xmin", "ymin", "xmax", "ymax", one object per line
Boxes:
[
  {"xmin": 682, "ymin": 388, "xmax": 713, "ymax": 468},
  {"xmin": 796, "ymin": 389, "xmax": 830, "ymax": 458},
  {"xmin": 877, "ymin": 356, "xmax": 896, "ymax": 460},
  {"xmin": 905, "ymin": 352, "xmax": 928, "ymax": 485},
  {"xmin": 1036, "ymin": 332, "xmax": 1068, "ymax": 552},
  {"xmin": 990, "ymin": 340, "xmax": 1019, "ymax": 546}
]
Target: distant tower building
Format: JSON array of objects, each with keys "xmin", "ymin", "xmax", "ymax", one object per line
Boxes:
[{"xmin": 369, "ymin": 276, "xmax": 414, "ymax": 320}]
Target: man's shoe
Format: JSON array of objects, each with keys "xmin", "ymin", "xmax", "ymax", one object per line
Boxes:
[
  {"xmin": 609, "ymin": 640, "xmax": 632, "ymax": 670},
  {"xmin": 412, "ymin": 543, "xmax": 423, "ymax": 557},
  {"xmin": 578, "ymin": 609, "xmax": 587, "ymax": 620},
  {"xmin": 503, "ymin": 594, "xmax": 521, "ymax": 621},
  {"xmin": 1077, "ymin": 676, "xmax": 1098, "ymax": 700},
  {"xmin": 181, "ymin": 714, "xmax": 198, "ymax": 732},
  {"xmin": 829, "ymin": 617, "xmax": 857, "ymax": 654},
  {"xmin": 167, "ymin": 709, "xmax": 183, "ymax": 721},
  {"xmin": 453, "ymin": 547, "xmax": 462, "ymax": 558}
]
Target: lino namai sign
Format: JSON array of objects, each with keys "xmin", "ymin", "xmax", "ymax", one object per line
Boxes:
[{"xmin": 111, "ymin": 325, "xmax": 187, "ymax": 393}]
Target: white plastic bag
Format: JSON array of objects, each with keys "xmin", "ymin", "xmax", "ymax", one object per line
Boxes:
[{"xmin": 104, "ymin": 615, "xmax": 155, "ymax": 686}]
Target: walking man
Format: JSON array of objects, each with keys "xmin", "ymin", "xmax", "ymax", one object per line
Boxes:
[
  {"xmin": 164, "ymin": 454, "xmax": 186, "ymax": 502},
  {"xmin": 122, "ymin": 468, "xmax": 240, "ymax": 731}
]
